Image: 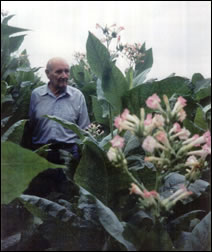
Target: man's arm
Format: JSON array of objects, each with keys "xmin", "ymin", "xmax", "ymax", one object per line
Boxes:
[{"xmin": 77, "ymin": 94, "xmax": 90, "ymax": 129}]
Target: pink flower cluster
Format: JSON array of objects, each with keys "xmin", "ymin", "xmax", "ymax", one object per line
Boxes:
[{"xmin": 129, "ymin": 183, "xmax": 158, "ymax": 199}]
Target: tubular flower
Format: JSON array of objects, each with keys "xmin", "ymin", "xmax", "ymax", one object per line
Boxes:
[
  {"xmin": 146, "ymin": 94, "xmax": 163, "ymax": 112},
  {"xmin": 163, "ymin": 95, "xmax": 171, "ymax": 113},
  {"xmin": 169, "ymin": 122, "xmax": 182, "ymax": 135},
  {"xmin": 187, "ymin": 144, "xmax": 211, "ymax": 160},
  {"xmin": 171, "ymin": 96, "xmax": 187, "ymax": 116},
  {"xmin": 114, "ymin": 109, "xmax": 142, "ymax": 136},
  {"xmin": 182, "ymin": 134, "xmax": 200, "ymax": 146},
  {"xmin": 155, "ymin": 131, "xmax": 171, "ymax": 149},
  {"xmin": 129, "ymin": 183, "xmax": 158, "ymax": 208},
  {"xmin": 110, "ymin": 135, "xmax": 125, "ymax": 148},
  {"xmin": 161, "ymin": 185, "xmax": 193, "ymax": 210},
  {"xmin": 152, "ymin": 114, "xmax": 165, "ymax": 128},
  {"xmin": 142, "ymin": 136, "xmax": 168, "ymax": 153},
  {"xmin": 178, "ymin": 130, "xmax": 211, "ymax": 155},
  {"xmin": 170, "ymin": 127, "xmax": 191, "ymax": 140},
  {"xmin": 185, "ymin": 155, "xmax": 200, "ymax": 168},
  {"xmin": 177, "ymin": 109, "xmax": 187, "ymax": 122}
]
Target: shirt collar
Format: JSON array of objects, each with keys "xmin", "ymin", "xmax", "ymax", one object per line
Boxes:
[{"xmin": 38, "ymin": 84, "xmax": 72, "ymax": 97}]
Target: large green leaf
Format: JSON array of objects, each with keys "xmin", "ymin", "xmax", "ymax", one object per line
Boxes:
[
  {"xmin": 9, "ymin": 35, "xmax": 26, "ymax": 54},
  {"xmin": 134, "ymin": 45, "xmax": 153, "ymax": 78},
  {"xmin": 101, "ymin": 63, "xmax": 129, "ymax": 115},
  {"xmin": 123, "ymin": 76, "xmax": 191, "ymax": 116},
  {"xmin": 1, "ymin": 119, "xmax": 26, "ymax": 144},
  {"xmin": 44, "ymin": 115, "xmax": 91, "ymax": 142},
  {"xmin": 1, "ymin": 142, "xmax": 64, "ymax": 204},
  {"xmin": 79, "ymin": 186, "xmax": 136, "ymax": 251},
  {"xmin": 91, "ymin": 95, "xmax": 109, "ymax": 126},
  {"xmin": 191, "ymin": 212, "xmax": 211, "ymax": 251},
  {"xmin": 86, "ymin": 32, "xmax": 129, "ymax": 115},
  {"xmin": 1, "ymin": 23, "xmax": 29, "ymax": 36},
  {"xmin": 86, "ymin": 32, "xmax": 111, "ymax": 78},
  {"xmin": 19, "ymin": 194, "xmax": 76, "ymax": 222},
  {"xmin": 194, "ymin": 78, "xmax": 211, "ymax": 101},
  {"xmin": 74, "ymin": 139, "xmax": 108, "ymax": 204},
  {"xmin": 194, "ymin": 107, "xmax": 208, "ymax": 130}
]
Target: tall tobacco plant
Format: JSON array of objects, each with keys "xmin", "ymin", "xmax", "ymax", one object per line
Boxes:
[{"xmin": 1, "ymin": 21, "xmax": 211, "ymax": 251}]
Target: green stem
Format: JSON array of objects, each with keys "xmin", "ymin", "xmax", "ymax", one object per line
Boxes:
[{"xmin": 109, "ymin": 104, "xmax": 114, "ymax": 138}]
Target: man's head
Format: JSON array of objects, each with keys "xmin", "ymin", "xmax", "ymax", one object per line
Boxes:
[{"xmin": 45, "ymin": 57, "xmax": 70, "ymax": 93}]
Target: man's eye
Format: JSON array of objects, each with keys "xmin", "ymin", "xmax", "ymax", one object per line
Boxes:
[{"xmin": 56, "ymin": 70, "xmax": 63, "ymax": 74}]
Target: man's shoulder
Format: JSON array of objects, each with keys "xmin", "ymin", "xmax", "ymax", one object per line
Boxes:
[
  {"xmin": 67, "ymin": 85, "xmax": 84, "ymax": 97},
  {"xmin": 32, "ymin": 84, "xmax": 47, "ymax": 96}
]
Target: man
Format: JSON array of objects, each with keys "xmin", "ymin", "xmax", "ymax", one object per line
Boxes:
[{"xmin": 28, "ymin": 57, "xmax": 90, "ymax": 164}]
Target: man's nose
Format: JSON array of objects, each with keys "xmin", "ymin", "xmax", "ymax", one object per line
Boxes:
[{"xmin": 61, "ymin": 71, "xmax": 69, "ymax": 78}]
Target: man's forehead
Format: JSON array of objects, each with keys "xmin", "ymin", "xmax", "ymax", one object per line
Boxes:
[{"xmin": 47, "ymin": 57, "xmax": 69, "ymax": 70}]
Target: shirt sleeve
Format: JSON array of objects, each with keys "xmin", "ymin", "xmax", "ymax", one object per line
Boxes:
[{"xmin": 77, "ymin": 94, "xmax": 90, "ymax": 129}]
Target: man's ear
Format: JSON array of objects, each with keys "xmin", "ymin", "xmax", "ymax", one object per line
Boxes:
[{"xmin": 45, "ymin": 69, "xmax": 50, "ymax": 77}]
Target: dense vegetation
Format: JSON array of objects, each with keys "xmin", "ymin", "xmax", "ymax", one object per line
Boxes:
[{"xmin": 1, "ymin": 15, "xmax": 211, "ymax": 251}]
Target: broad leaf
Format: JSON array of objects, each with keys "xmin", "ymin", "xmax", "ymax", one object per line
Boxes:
[
  {"xmin": 194, "ymin": 78, "xmax": 211, "ymax": 101},
  {"xmin": 74, "ymin": 139, "xmax": 108, "ymax": 204},
  {"xmin": 79, "ymin": 186, "xmax": 136, "ymax": 251},
  {"xmin": 191, "ymin": 212, "xmax": 211, "ymax": 251},
  {"xmin": 1, "ymin": 142, "xmax": 64, "ymax": 204},
  {"xmin": 44, "ymin": 115, "xmax": 92, "ymax": 142},
  {"xmin": 123, "ymin": 76, "xmax": 191, "ymax": 116},
  {"xmin": 1, "ymin": 119, "xmax": 27, "ymax": 144},
  {"xmin": 9, "ymin": 35, "xmax": 26, "ymax": 54},
  {"xmin": 19, "ymin": 194, "xmax": 76, "ymax": 222},
  {"xmin": 86, "ymin": 32, "xmax": 110, "ymax": 78}
]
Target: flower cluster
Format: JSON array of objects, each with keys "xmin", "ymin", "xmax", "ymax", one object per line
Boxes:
[
  {"xmin": 130, "ymin": 183, "xmax": 192, "ymax": 214},
  {"xmin": 121, "ymin": 43, "xmax": 146, "ymax": 67},
  {"xmin": 86, "ymin": 123, "xmax": 104, "ymax": 140},
  {"xmin": 112, "ymin": 93, "xmax": 211, "ymax": 179},
  {"xmin": 96, "ymin": 23, "xmax": 124, "ymax": 48},
  {"xmin": 107, "ymin": 135, "xmax": 127, "ymax": 168}
]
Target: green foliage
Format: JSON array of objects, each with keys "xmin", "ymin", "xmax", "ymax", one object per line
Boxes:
[
  {"xmin": 1, "ymin": 15, "xmax": 44, "ymax": 136},
  {"xmin": 1, "ymin": 18, "xmax": 211, "ymax": 251},
  {"xmin": 1, "ymin": 142, "xmax": 64, "ymax": 204}
]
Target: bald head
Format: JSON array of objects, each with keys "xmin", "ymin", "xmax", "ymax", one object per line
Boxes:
[
  {"xmin": 46, "ymin": 57, "xmax": 69, "ymax": 72},
  {"xmin": 45, "ymin": 57, "xmax": 70, "ymax": 95}
]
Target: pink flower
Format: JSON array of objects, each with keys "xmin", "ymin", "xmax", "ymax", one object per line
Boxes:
[
  {"xmin": 117, "ymin": 26, "xmax": 125, "ymax": 33},
  {"xmin": 146, "ymin": 94, "xmax": 162, "ymax": 110},
  {"xmin": 187, "ymin": 144, "xmax": 211, "ymax": 160},
  {"xmin": 178, "ymin": 96, "xmax": 187, "ymax": 107},
  {"xmin": 143, "ymin": 190, "xmax": 158, "ymax": 198},
  {"xmin": 107, "ymin": 147, "xmax": 117, "ymax": 162},
  {"xmin": 114, "ymin": 115, "xmax": 123, "ymax": 130},
  {"xmin": 172, "ymin": 96, "xmax": 187, "ymax": 116},
  {"xmin": 121, "ymin": 109, "xmax": 130, "ymax": 120},
  {"xmin": 155, "ymin": 131, "xmax": 171, "ymax": 148},
  {"xmin": 185, "ymin": 156, "xmax": 199, "ymax": 168},
  {"xmin": 142, "ymin": 136, "xmax": 157, "ymax": 153},
  {"xmin": 96, "ymin": 23, "xmax": 101, "ymax": 29},
  {"xmin": 110, "ymin": 135, "xmax": 125, "ymax": 148},
  {"xmin": 183, "ymin": 134, "xmax": 200, "ymax": 146},
  {"xmin": 129, "ymin": 183, "xmax": 143, "ymax": 196},
  {"xmin": 144, "ymin": 114, "xmax": 153, "ymax": 126},
  {"xmin": 142, "ymin": 136, "xmax": 167, "ymax": 153},
  {"xmin": 203, "ymin": 131, "xmax": 211, "ymax": 147},
  {"xmin": 152, "ymin": 114, "xmax": 165, "ymax": 127},
  {"xmin": 169, "ymin": 123, "xmax": 182, "ymax": 134},
  {"xmin": 177, "ymin": 109, "xmax": 187, "ymax": 122},
  {"xmin": 171, "ymin": 127, "xmax": 191, "ymax": 140}
]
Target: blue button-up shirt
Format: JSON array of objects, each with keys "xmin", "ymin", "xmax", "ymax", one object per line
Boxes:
[{"xmin": 29, "ymin": 84, "xmax": 90, "ymax": 144}]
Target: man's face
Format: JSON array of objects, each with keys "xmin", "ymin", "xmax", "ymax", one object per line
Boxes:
[{"xmin": 46, "ymin": 60, "xmax": 70, "ymax": 91}]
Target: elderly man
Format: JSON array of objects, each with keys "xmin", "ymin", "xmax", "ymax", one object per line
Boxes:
[{"xmin": 28, "ymin": 57, "xmax": 90, "ymax": 164}]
